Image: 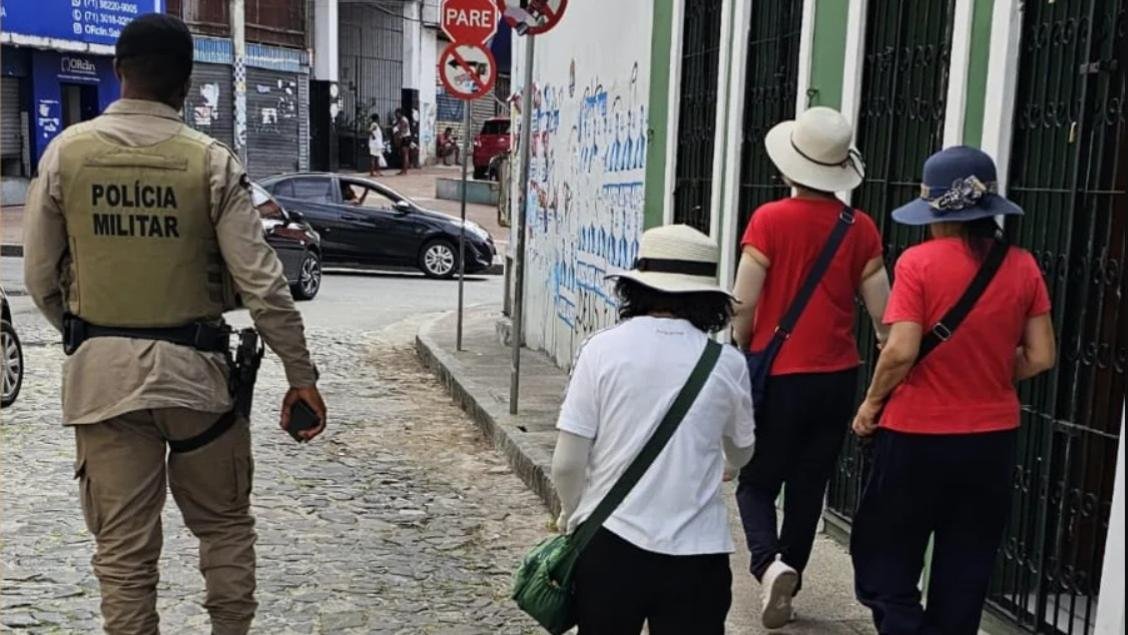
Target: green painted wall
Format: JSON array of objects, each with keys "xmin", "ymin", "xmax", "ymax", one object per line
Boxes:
[
  {"xmin": 807, "ymin": 0, "xmax": 850, "ymax": 109},
  {"xmin": 962, "ymin": 0, "xmax": 995, "ymax": 147},
  {"xmin": 643, "ymin": 0, "xmax": 675, "ymax": 229}
]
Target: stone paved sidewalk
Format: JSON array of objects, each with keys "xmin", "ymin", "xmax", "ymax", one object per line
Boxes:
[
  {"xmin": 416, "ymin": 307, "xmax": 874, "ymax": 634},
  {"xmin": 2, "ymin": 305, "xmax": 549, "ymax": 633}
]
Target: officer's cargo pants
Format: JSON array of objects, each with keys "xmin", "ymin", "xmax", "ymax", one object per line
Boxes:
[{"xmin": 74, "ymin": 408, "xmax": 257, "ymax": 635}]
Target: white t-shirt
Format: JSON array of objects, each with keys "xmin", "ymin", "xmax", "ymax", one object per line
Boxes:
[{"xmin": 557, "ymin": 316, "xmax": 756, "ymax": 556}]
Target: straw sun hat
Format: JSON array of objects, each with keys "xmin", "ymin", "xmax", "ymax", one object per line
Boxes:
[
  {"xmin": 764, "ymin": 107, "xmax": 865, "ymax": 193},
  {"xmin": 605, "ymin": 224, "xmax": 733, "ymax": 297}
]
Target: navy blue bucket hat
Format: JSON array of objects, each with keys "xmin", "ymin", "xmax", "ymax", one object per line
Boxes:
[{"xmin": 892, "ymin": 145, "xmax": 1023, "ymax": 226}]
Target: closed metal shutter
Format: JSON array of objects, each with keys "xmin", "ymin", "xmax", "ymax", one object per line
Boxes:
[
  {"xmin": 1, "ymin": 78, "xmax": 22, "ymax": 158},
  {"xmin": 297, "ymin": 74, "xmax": 309, "ymax": 172},
  {"xmin": 245, "ymin": 67, "xmax": 303, "ymax": 179},
  {"xmin": 184, "ymin": 63, "xmax": 234, "ymax": 149}
]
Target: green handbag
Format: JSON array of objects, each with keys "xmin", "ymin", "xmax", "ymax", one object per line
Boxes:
[{"xmin": 511, "ymin": 340, "xmax": 723, "ymax": 634}]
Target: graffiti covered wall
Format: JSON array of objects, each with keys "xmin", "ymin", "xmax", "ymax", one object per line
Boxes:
[{"xmin": 510, "ymin": 1, "xmax": 653, "ymax": 368}]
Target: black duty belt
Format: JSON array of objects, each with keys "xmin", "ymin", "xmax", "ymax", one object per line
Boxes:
[{"xmin": 63, "ymin": 314, "xmax": 230, "ymax": 356}]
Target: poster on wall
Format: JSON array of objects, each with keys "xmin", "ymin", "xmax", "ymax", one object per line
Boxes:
[{"xmin": 0, "ymin": 0, "xmax": 164, "ymax": 46}]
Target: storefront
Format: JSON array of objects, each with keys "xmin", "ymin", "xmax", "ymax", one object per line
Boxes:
[{"xmin": 0, "ymin": 0, "xmax": 161, "ymax": 187}]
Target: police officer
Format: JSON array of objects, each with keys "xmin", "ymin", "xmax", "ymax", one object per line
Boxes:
[{"xmin": 23, "ymin": 14, "xmax": 327, "ymax": 635}]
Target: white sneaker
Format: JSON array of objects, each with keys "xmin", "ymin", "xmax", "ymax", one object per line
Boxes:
[{"xmin": 760, "ymin": 556, "xmax": 799, "ymax": 630}]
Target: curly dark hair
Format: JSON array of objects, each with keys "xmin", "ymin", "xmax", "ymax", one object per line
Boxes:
[{"xmin": 615, "ymin": 278, "xmax": 733, "ymax": 334}]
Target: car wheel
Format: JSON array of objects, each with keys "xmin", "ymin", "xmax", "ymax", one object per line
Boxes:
[
  {"xmin": 473, "ymin": 166, "xmax": 488, "ymax": 180},
  {"xmin": 1, "ymin": 319, "xmax": 23, "ymax": 408},
  {"xmin": 291, "ymin": 251, "xmax": 322, "ymax": 301},
  {"xmin": 419, "ymin": 240, "xmax": 458, "ymax": 279}
]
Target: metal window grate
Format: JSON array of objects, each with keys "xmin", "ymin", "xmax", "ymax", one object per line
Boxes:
[
  {"xmin": 735, "ymin": 0, "xmax": 803, "ymax": 240},
  {"xmin": 826, "ymin": 0, "xmax": 956, "ymax": 525},
  {"xmin": 672, "ymin": 0, "xmax": 724, "ymax": 234},
  {"xmin": 985, "ymin": 2, "xmax": 1126, "ymax": 633}
]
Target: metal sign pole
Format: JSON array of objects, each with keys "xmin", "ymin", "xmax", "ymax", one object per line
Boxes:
[
  {"xmin": 509, "ymin": 33, "xmax": 535, "ymax": 415},
  {"xmin": 457, "ymin": 99, "xmax": 472, "ymax": 351}
]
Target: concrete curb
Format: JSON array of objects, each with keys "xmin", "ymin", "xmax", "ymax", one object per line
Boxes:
[{"xmin": 414, "ymin": 314, "xmax": 560, "ymax": 515}]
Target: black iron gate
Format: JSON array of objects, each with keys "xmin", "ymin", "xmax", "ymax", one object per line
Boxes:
[
  {"xmin": 736, "ymin": 0, "xmax": 803, "ymax": 234},
  {"xmin": 826, "ymin": 0, "xmax": 956, "ymax": 521},
  {"xmin": 987, "ymin": 2, "xmax": 1126, "ymax": 633},
  {"xmin": 672, "ymin": 0, "xmax": 724, "ymax": 234}
]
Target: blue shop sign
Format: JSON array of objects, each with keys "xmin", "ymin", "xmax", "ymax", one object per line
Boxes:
[{"xmin": 0, "ymin": 0, "xmax": 164, "ymax": 47}]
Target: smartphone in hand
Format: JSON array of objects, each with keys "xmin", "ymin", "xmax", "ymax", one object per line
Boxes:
[{"xmin": 287, "ymin": 399, "xmax": 321, "ymax": 442}]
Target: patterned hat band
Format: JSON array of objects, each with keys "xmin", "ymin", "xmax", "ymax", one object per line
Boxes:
[{"xmin": 921, "ymin": 175, "xmax": 999, "ymax": 212}]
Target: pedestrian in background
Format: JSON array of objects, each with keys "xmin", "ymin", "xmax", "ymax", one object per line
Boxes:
[
  {"xmin": 393, "ymin": 108, "xmax": 413, "ymax": 175},
  {"xmin": 437, "ymin": 126, "xmax": 460, "ymax": 166},
  {"xmin": 368, "ymin": 113, "xmax": 386, "ymax": 177},
  {"xmin": 551, "ymin": 225, "xmax": 756, "ymax": 634},
  {"xmin": 730, "ymin": 106, "xmax": 891, "ymax": 629},
  {"xmin": 22, "ymin": 14, "xmax": 327, "ymax": 635},
  {"xmin": 850, "ymin": 146, "xmax": 1056, "ymax": 635}
]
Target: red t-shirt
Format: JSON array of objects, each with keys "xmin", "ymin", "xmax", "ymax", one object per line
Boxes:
[
  {"xmin": 881, "ymin": 238, "xmax": 1052, "ymax": 434},
  {"xmin": 741, "ymin": 197, "xmax": 883, "ymax": 375}
]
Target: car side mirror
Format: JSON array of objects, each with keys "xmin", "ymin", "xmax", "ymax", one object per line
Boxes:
[
  {"xmin": 288, "ymin": 210, "xmax": 305, "ymax": 223},
  {"xmin": 394, "ymin": 200, "xmax": 412, "ymax": 213}
]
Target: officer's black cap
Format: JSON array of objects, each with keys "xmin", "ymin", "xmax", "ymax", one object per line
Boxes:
[{"xmin": 115, "ymin": 13, "xmax": 194, "ymax": 71}]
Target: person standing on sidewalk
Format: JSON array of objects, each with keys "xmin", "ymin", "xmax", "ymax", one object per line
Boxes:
[
  {"xmin": 22, "ymin": 14, "xmax": 327, "ymax": 635},
  {"xmin": 393, "ymin": 108, "xmax": 413, "ymax": 175},
  {"xmin": 552, "ymin": 225, "xmax": 757, "ymax": 633},
  {"xmin": 368, "ymin": 113, "xmax": 386, "ymax": 177},
  {"xmin": 730, "ymin": 107, "xmax": 891, "ymax": 629},
  {"xmin": 850, "ymin": 146, "xmax": 1056, "ymax": 635}
]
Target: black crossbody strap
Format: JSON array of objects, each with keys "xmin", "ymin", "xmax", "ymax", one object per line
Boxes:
[
  {"xmin": 569, "ymin": 339, "xmax": 723, "ymax": 553},
  {"xmin": 777, "ymin": 205, "xmax": 856, "ymax": 336},
  {"xmin": 916, "ymin": 239, "xmax": 1009, "ymax": 364}
]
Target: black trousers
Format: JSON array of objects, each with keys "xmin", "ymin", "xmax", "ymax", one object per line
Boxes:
[
  {"xmin": 735, "ymin": 368, "xmax": 857, "ymax": 590},
  {"xmin": 573, "ymin": 528, "xmax": 732, "ymax": 634},
  {"xmin": 850, "ymin": 428, "xmax": 1017, "ymax": 635}
]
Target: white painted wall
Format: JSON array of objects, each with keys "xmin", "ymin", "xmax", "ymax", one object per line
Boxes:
[
  {"xmin": 312, "ymin": 0, "xmax": 339, "ymax": 82},
  {"xmin": 1097, "ymin": 408, "xmax": 1126, "ymax": 634},
  {"xmin": 511, "ymin": 0, "xmax": 653, "ymax": 367},
  {"xmin": 418, "ymin": 26, "xmax": 439, "ymax": 166}
]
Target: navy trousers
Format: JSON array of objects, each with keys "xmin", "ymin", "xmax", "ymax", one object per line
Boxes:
[
  {"xmin": 850, "ymin": 428, "xmax": 1017, "ymax": 635},
  {"xmin": 735, "ymin": 368, "xmax": 857, "ymax": 590}
]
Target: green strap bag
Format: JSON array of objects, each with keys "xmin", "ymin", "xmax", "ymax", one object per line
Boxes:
[{"xmin": 511, "ymin": 339, "xmax": 724, "ymax": 634}]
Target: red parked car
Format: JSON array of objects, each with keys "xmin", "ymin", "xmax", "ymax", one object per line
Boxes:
[{"xmin": 472, "ymin": 117, "xmax": 511, "ymax": 180}]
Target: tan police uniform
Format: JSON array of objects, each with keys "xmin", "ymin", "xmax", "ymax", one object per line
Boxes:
[{"xmin": 23, "ymin": 98, "xmax": 318, "ymax": 635}]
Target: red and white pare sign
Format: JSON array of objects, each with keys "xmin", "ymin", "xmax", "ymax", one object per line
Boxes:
[{"xmin": 441, "ymin": 0, "xmax": 501, "ymax": 45}]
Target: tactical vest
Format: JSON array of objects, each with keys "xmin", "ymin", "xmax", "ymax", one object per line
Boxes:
[{"xmin": 58, "ymin": 126, "xmax": 237, "ymax": 328}]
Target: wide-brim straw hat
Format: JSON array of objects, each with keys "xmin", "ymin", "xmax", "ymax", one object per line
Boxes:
[
  {"xmin": 892, "ymin": 145, "xmax": 1023, "ymax": 225},
  {"xmin": 605, "ymin": 224, "xmax": 734, "ymax": 298},
  {"xmin": 764, "ymin": 106, "xmax": 865, "ymax": 193}
]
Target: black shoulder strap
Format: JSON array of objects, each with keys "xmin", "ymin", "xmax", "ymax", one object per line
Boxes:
[
  {"xmin": 569, "ymin": 339, "xmax": 723, "ymax": 552},
  {"xmin": 916, "ymin": 239, "xmax": 1009, "ymax": 364},
  {"xmin": 755, "ymin": 205, "xmax": 855, "ymax": 366},
  {"xmin": 777, "ymin": 205, "xmax": 856, "ymax": 336}
]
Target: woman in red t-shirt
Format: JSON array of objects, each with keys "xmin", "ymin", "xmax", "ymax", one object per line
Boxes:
[
  {"xmin": 850, "ymin": 146, "xmax": 1056, "ymax": 635},
  {"xmin": 730, "ymin": 107, "xmax": 892, "ymax": 629}
]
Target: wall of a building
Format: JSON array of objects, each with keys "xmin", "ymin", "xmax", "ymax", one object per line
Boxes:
[{"xmin": 511, "ymin": 0, "xmax": 654, "ymax": 368}]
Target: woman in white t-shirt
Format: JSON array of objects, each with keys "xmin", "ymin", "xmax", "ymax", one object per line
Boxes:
[
  {"xmin": 368, "ymin": 113, "xmax": 386, "ymax": 177},
  {"xmin": 552, "ymin": 224, "xmax": 756, "ymax": 634}
]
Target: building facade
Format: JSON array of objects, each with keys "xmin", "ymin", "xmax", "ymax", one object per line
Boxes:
[
  {"xmin": 0, "ymin": 0, "xmax": 317, "ymax": 198},
  {"xmin": 508, "ymin": 1, "xmax": 1126, "ymax": 633}
]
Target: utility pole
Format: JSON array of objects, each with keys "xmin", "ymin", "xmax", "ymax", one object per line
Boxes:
[
  {"xmin": 509, "ymin": 33, "xmax": 535, "ymax": 415},
  {"xmin": 230, "ymin": 0, "xmax": 248, "ymax": 165}
]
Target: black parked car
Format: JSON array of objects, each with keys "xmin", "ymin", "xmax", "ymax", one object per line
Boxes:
[
  {"xmin": 260, "ymin": 173, "xmax": 497, "ymax": 278},
  {"xmin": 252, "ymin": 183, "xmax": 323, "ymax": 300},
  {"xmin": 2, "ymin": 286, "xmax": 22, "ymax": 408}
]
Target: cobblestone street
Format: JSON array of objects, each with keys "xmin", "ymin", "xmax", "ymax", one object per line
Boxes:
[{"xmin": 1, "ymin": 280, "xmax": 550, "ymax": 633}]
